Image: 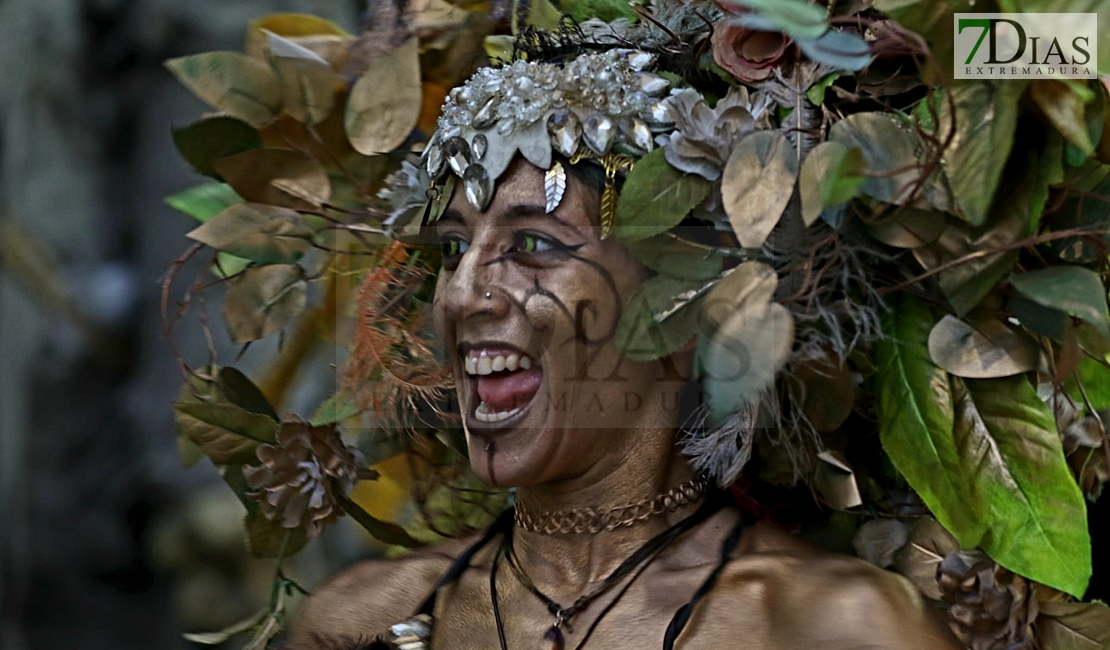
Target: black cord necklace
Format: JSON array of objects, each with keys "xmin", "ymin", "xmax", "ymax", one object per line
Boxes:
[{"xmin": 490, "ymin": 493, "xmax": 725, "ymax": 650}]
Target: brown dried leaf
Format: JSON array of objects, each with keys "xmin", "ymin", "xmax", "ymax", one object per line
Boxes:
[
  {"xmin": 222, "ymin": 264, "xmax": 308, "ymax": 343},
  {"xmin": 852, "ymin": 518, "xmax": 909, "ymax": 568},
  {"xmin": 187, "ymin": 203, "xmax": 313, "ymax": 264},
  {"xmin": 1036, "ymin": 601, "xmax": 1110, "ymax": 650},
  {"xmin": 265, "ymin": 31, "xmax": 340, "ymax": 125},
  {"xmin": 812, "ymin": 450, "xmax": 862, "ymax": 510},
  {"xmin": 927, "ymin": 313, "xmax": 1041, "ymax": 379},
  {"xmin": 213, "ymin": 147, "xmax": 331, "ymax": 209},
  {"xmin": 243, "ymin": 512, "xmax": 308, "ymax": 559},
  {"xmin": 892, "ymin": 518, "xmax": 960, "ymax": 600},
  {"xmin": 165, "ymin": 52, "xmax": 283, "ymax": 128},
  {"xmin": 721, "ymin": 131, "xmax": 798, "ymax": 249},
  {"xmin": 346, "ymin": 38, "xmax": 422, "ymax": 155},
  {"xmin": 791, "ymin": 350, "xmax": 855, "ymax": 432},
  {"xmin": 245, "ymin": 13, "xmax": 351, "ymax": 61},
  {"xmin": 173, "ymin": 401, "xmax": 281, "ymax": 465},
  {"xmin": 1031, "ymin": 80, "xmax": 1095, "ymax": 154}
]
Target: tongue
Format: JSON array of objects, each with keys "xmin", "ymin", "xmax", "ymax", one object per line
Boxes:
[{"xmin": 477, "ymin": 367, "xmax": 543, "ymax": 411}]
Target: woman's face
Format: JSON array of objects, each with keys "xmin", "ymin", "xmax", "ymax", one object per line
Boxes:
[{"xmin": 432, "ymin": 159, "xmax": 688, "ymax": 487}]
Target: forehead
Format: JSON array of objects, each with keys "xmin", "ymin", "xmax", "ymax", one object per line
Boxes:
[{"xmin": 442, "ymin": 158, "xmax": 600, "ymax": 230}]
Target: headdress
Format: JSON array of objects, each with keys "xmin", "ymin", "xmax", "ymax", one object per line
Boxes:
[{"xmin": 162, "ymin": 1, "xmax": 1110, "ymax": 645}]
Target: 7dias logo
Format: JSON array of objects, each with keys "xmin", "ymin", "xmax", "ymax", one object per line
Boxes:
[{"xmin": 955, "ymin": 13, "xmax": 1097, "ymax": 79}]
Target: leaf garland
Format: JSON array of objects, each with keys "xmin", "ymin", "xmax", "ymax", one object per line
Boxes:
[{"xmin": 165, "ymin": 52, "xmax": 284, "ymax": 128}]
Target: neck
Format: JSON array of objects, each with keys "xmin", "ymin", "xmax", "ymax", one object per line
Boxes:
[{"xmin": 511, "ymin": 437, "xmax": 698, "ymax": 588}]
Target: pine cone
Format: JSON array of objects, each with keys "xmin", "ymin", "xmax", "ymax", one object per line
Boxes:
[
  {"xmin": 243, "ymin": 419, "xmax": 369, "ymax": 538},
  {"xmin": 937, "ymin": 551, "xmax": 1038, "ymax": 650}
]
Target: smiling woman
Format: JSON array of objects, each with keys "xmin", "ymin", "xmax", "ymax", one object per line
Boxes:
[
  {"xmin": 282, "ymin": 44, "xmax": 960, "ymax": 646},
  {"xmin": 162, "ymin": 1, "xmax": 1110, "ymax": 648}
]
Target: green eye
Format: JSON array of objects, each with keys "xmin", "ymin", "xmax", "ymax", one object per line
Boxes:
[
  {"xmin": 516, "ymin": 233, "xmax": 554, "ymax": 253},
  {"xmin": 442, "ymin": 238, "xmax": 469, "ymax": 257}
]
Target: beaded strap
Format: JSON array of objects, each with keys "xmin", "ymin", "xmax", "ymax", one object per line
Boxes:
[{"xmin": 514, "ymin": 475, "xmax": 710, "ymax": 535}]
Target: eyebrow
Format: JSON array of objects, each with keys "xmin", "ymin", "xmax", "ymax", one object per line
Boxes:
[{"xmin": 437, "ymin": 203, "xmax": 578, "ymax": 230}]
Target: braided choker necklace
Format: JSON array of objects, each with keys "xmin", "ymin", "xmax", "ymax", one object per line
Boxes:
[{"xmin": 513, "ymin": 475, "xmax": 710, "ymax": 535}]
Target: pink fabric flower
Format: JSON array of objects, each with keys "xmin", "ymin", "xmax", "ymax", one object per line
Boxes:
[{"xmin": 712, "ymin": 22, "xmax": 793, "ymax": 83}]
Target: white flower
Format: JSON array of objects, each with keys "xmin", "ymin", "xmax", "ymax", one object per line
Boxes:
[
  {"xmin": 378, "ymin": 160, "xmax": 430, "ymax": 228},
  {"xmin": 657, "ymin": 86, "xmax": 774, "ymax": 180}
]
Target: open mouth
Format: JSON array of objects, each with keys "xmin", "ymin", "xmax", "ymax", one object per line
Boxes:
[{"xmin": 463, "ymin": 347, "xmax": 543, "ymax": 425}]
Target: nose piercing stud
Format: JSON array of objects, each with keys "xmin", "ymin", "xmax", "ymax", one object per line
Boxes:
[{"xmin": 485, "ymin": 291, "xmax": 492, "ymax": 299}]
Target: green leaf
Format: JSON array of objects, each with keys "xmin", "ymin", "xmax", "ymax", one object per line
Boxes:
[
  {"xmin": 873, "ymin": 0, "xmax": 988, "ymax": 83},
  {"xmin": 165, "ymin": 52, "xmax": 283, "ymax": 128},
  {"xmin": 615, "ymin": 275, "xmax": 709, "ymax": 361},
  {"xmin": 953, "ymin": 375, "xmax": 1090, "ymax": 597},
  {"xmin": 912, "ymin": 133, "xmax": 1063, "ymax": 316},
  {"xmin": 1031, "ymin": 79, "xmax": 1097, "ymax": 155},
  {"xmin": 799, "ymin": 141, "xmax": 866, "ymax": 226},
  {"xmin": 624, "ymin": 234, "xmax": 723, "ymax": 281},
  {"xmin": 995, "ymin": 0, "xmax": 1109, "ymax": 76},
  {"xmin": 806, "ymin": 72, "xmax": 842, "ymax": 106},
  {"xmin": 796, "ymin": 29, "xmax": 872, "ymax": 72},
  {"xmin": 337, "ymin": 493, "xmax": 421, "ymax": 547},
  {"xmin": 1036, "ymin": 600, "xmax": 1110, "ymax": 650},
  {"xmin": 1066, "ymin": 355, "xmax": 1110, "ymax": 412},
  {"xmin": 920, "ymin": 81, "xmax": 1026, "ymax": 226},
  {"xmin": 723, "ymin": 0, "xmax": 829, "ymax": 40},
  {"xmin": 216, "ymin": 367, "xmax": 279, "ymax": 421},
  {"xmin": 721, "ymin": 131, "xmax": 799, "ymax": 248},
  {"xmin": 173, "ymin": 401, "xmax": 281, "ymax": 465},
  {"xmin": 1011, "ymin": 266, "xmax": 1110, "ymax": 338},
  {"xmin": 186, "ymin": 203, "xmax": 313, "ymax": 264},
  {"xmin": 222, "ymin": 264, "xmax": 308, "ymax": 343},
  {"xmin": 829, "ymin": 112, "xmax": 948, "ymax": 210},
  {"xmin": 310, "ymin": 391, "xmax": 363, "ymax": 425},
  {"xmin": 165, "ymin": 183, "xmax": 243, "ymax": 222},
  {"xmin": 614, "ymin": 148, "xmax": 712, "ymax": 242},
  {"xmin": 172, "ymin": 117, "xmax": 262, "ymax": 179},
  {"xmin": 346, "ymin": 38, "xmax": 421, "ymax": 155},
  {"xmin": 875, "ymin": 293, "xmax": 986, "ymax": 546}
]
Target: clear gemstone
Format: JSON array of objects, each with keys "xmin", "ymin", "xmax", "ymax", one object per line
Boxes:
[
  {"xmin": 496, "ymin": 116, "xmax": 516, "ymax": 136},
  {"xmin": 424, "ymin": 143, "xmax": 445, "ymax": 177},
  {"xmin": 621, "ymin": 117, "xmax": 653, "ymax": 154},
  {"xmin": 473, "ymin": 98, "xmax": 497, "ymax": 129},
  {"xmin": 644, "ymin": 101, "xmax": 673, "ymax": 128},
  {"xmin": 583, "ymin": 112, "xmax": 615, "ymax": 154},
  {"xmin": 471, "ymin": 133, "xmax": 488, "ymax": 161},
  {"xmin": 443, "ymin": 136, "xmax": 471, "ymax": 176},
  {"xmin": 547, "ymin": 110, "xmax": 582, "ymax": 158},
  {"xmin": 628, "ymin": 51, "xmax": 656, "ymax": 70},
  {"xmin": 637, "ymin": 74, "xmax": 670, "ymax": 96},
  {"xmin": 463, "ymin": 164, "xmax": 491, "ymax": 211}
]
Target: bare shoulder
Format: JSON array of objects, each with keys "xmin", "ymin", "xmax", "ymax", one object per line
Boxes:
[
  {"xmin": 285, "ymin": 536, "xmax": 476, "ymax": 650},
  {"xmin": 707, "ymin": 522, "xmax": 961, "ymax": 650}
]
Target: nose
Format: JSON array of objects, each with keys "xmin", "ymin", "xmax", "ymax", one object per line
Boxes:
[{"xmin": 438, "ymin": 241, "xmax": 511, "ymax": 324}]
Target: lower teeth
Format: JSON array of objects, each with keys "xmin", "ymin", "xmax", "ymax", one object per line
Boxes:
[{"xmin": 474, "ymin": 401, "xmax": 522, "ymax": 423}]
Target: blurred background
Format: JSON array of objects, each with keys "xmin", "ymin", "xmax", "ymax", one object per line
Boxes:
[
  {"xmin": 0, "ymin": 1, "xmax": 393, "ymax": 648},
  {"xmin": 1, "ymin": 1, "xmax": 1109, "ymax": 649}
]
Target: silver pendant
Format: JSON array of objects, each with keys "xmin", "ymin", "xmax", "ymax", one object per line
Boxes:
[{"xmin": 544, "ymin": 162, "xmax": 567, "ymax": 214}]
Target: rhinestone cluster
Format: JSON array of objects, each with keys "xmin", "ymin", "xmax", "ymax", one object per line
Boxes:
[{"xmin": 419, "ymin": 50, "xmax": 676, "ymax": 213}]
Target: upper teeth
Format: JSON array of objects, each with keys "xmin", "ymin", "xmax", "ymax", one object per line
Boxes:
[{"xmin": 465, "ymin": 351, "xmax": 534, "ymax": 375}]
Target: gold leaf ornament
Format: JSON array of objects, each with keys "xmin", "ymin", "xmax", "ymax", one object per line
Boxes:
[
  {"xmin": 346, "ymin": 37, "xmax": 423, "ymax": 155},
  {"xmin": 927, "ymin": 313, "xmax": 1041, "ymax": 379},
  {"xmin": 223, "ymin": 264, "xmax": 308, "ymax": 343}
]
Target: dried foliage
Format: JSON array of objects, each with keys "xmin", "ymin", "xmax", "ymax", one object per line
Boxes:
[{"xmin": 158, "ymin": 0, "xmax": 1110, "ymax": 646}]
